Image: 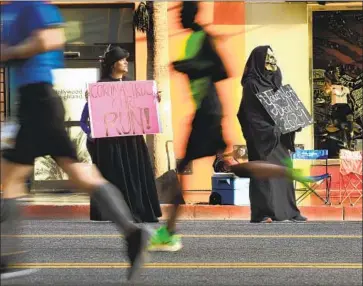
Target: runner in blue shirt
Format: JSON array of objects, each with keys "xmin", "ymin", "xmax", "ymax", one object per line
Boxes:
[{"xmin": 1, "ymin": 1, "xmax": 149, "ymax": 281}]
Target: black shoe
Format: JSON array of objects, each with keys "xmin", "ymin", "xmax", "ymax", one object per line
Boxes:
[
  {"xmin": 125, "ymin": 227, "xmax": 150, "ymax": 281},
  {"xmin": 1, "ymin": 266, "xmax": 38, "ymax": 281},
  {"xmin": 290, "ymin": 215, "xmax": 308, "ymax": 223}
]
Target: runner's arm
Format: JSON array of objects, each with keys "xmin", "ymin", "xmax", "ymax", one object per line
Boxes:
[
  {"xmin": 6, "ymin": 27, "xmax": 65, "ymax": 60},
  {"xmin": 2, "ymin": 3, "xmax": 65, "ymax": 61}
]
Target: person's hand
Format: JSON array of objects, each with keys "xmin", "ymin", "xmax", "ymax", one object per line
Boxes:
[
  {"xmin": 0, "ymin": 44, "xmax": 13, "ymax": 63},
  {"xmin": 157, "ymin": 91, "xmax": 162, "ymax": 103}
]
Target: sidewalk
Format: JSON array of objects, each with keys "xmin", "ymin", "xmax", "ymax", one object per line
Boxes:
[{"xmin": 17, "ymin": 193, "xmax": 362, "ymax": 221}]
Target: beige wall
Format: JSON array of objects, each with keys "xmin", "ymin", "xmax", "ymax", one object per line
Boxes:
[{"xmin": 244, "ymin": 2, "xmax": 313, "ymax": 149}]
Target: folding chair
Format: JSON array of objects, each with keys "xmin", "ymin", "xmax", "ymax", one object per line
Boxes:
[
  {"xmin": 339, "ymin": 149, "xmax": 362, "ymax": 206},
  {"xmin": 292, "ymin": 149, "xmax": 331, "ymax": 205}
]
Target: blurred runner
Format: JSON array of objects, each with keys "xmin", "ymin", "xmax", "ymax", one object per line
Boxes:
[{"xmin": 1, "ymin": 1, "xmax": 149, "ymax": 281}]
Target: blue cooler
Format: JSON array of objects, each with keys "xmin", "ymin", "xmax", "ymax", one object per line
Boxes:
[{"xmin": 210, "ymin": 173, "xmax": 250, "ymax": 206}]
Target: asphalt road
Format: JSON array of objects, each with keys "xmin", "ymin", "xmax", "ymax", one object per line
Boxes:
[{"xmin": 2, "ymin": 220, "xmax": 362, "ymax": 286}]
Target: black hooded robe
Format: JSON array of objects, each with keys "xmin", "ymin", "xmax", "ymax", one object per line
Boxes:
[
  {"xmin": 89, "ymin": 75, "xmax": 162, "ymax": 223},
  {"xmin": 238, "ymin": 46, "xmax": 302, "ymax": 222}
]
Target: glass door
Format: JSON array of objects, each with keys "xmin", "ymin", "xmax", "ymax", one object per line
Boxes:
[{"xmin": 32, "ymin": 3, "xmax": 136, "ymax": 191}]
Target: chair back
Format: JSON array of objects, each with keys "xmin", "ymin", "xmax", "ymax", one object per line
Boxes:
[
  {"xmin": 292, "ymin": 150, "xmax": 331, "ymax": 205},
  {"xmin": 292, "ymin": 149, "xmax": 329, "ymax": 160},
  {"xmin": 292, "ymin": 149, "xmax": 329, "ymax": 178}
]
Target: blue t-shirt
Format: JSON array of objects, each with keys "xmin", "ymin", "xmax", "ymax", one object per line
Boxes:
[{"xmin": 1, "ymin": 1, "xmax": 65, "ymax": 88}]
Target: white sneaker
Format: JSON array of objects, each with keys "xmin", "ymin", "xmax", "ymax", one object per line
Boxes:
[{"xmin": 1, "ymin": 268, "xmax": 39, "ymax": 281}]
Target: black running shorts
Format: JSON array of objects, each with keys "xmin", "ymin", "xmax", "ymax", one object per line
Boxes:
[{"xmin": 2, "ymin": 83, "xmax": 78, "ymax": 165}]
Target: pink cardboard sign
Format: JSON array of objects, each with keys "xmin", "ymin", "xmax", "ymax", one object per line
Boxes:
[{"xmin": 88, "ymin": 80, "xmax": 162, "ymax": 138}]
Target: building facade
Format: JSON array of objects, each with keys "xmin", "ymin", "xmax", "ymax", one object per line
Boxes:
[{"xmin": 1, "ymin": 1, "xmax": 362, "ymax": 197}]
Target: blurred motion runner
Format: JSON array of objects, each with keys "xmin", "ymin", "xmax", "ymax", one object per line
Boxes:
[{"xmin": 1, "ymin": 1, "xmax": 149, "ymax": 281}]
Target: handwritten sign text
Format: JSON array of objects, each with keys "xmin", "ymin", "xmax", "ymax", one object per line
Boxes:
[
  {"xmin": 256, "ymin": 84, "xmax": 313, "ymax": 134},
  {"xmin": 88, "ymin": 81, "xmax": 162, "ymax": 138}
]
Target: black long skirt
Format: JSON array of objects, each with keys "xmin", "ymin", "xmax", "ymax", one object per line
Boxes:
[
  {"xmin": 87, "ymin": 136, "xmax": 162, "ymax": 223},
  {"xmin": 246, "ymin": 140, "xmax": 301, "ymax": 222}
]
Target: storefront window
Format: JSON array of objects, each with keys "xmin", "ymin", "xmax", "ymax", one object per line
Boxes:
[
  {"xmin": 60, "ymin": 5, "xmax": 135, "ymax": 78},
  {"xmin": 62, "ymin": 7, "xmax": 134, "ymax": 45},
  {"xmin": 312, "ymin": 10, "xmax": 362, "ymax": 158}
]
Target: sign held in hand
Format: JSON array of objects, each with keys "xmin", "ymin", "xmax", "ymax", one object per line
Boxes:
[
  {"xmin": 256, "ymin": 84, "xmax": 313, "ymax": 134},
  {"xmin": 88, "ymin": 80, "xmax": 162, "ymax": 138}
]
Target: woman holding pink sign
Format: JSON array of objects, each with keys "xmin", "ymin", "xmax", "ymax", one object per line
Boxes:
[{"xmin": 81, "ymin": 45, "xmax": 162, "ymax": 223}]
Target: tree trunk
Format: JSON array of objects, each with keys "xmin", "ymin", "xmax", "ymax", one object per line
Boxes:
[{"xmin": 146, "ymin": 2, "xmax": 175, "ymax": 178}]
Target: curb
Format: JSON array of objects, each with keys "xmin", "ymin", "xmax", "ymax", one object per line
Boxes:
[
  {"xmin": 20, "ymin": 204, "xmax": 362, "ymax": 221},
  {"xmin": 344, "ymin": 206, "xmax": 363, "ymax": 221}
]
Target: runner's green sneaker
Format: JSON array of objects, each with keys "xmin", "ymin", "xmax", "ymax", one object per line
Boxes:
[
  {"xmin": 148, "ymin": 226, "xmax": 183, "ymax": 252},
  {"xmin": 289, "ymin": 168, "xmax": 315, "ymax": 183},
  {"xmin": 282, "ymin": 158, "xmax": 314, "ymax": 183}
]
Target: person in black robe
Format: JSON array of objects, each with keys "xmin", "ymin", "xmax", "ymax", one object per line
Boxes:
[
  {"xmin": 81, "ymin": 46, "xmax": 162, "ymax": 223},
  {"xmin": 238, "ymin": 45, "xmax": 307, "ymax": 223}
]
